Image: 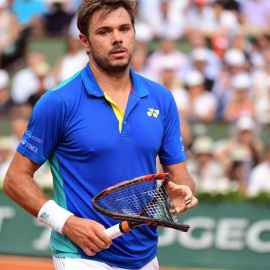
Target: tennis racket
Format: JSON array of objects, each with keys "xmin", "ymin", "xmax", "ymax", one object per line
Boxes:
[{"xmin": 92, "ymin": 173, "xmax": 190, "ymax": 239}]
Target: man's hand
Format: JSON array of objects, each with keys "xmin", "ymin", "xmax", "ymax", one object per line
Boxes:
[
  {"xmin": 168, "ymin": 181, "xmax": 198, "ymax": 214},
  {"xmin": 62, "ymin": 216, "xmax": 112, "ymax": 256}
]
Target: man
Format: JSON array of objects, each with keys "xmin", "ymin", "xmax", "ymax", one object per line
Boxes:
[{"xmin": 3, "ymin": 1, "xmax": 198, "ymax": 269}]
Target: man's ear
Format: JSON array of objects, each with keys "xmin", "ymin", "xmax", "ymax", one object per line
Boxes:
[{"xmin": 79, "ymin": 33, "xmax": 91, "ymax": 54}]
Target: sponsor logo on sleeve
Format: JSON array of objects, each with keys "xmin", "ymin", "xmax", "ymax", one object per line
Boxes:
[
  {"xmin": 21, "ymin": 139, "xmax": 27, "ymax": 145},
  {"xmin": 20, "ymin": 140, "xmax": 38, "ymax": 153},
  {"xmin": 25, "ymin": 130, "xmax": 43, "ymax": 144}
]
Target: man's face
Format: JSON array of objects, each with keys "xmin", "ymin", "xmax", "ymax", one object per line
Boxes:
[{"xmin": 80, "ymin": 7, "xmax": 135, "ymax": 74}]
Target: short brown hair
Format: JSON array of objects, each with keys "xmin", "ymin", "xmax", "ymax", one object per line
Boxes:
[{"xmin": 77, "ymin": 0, "xmax": 136, "ymax": 37}]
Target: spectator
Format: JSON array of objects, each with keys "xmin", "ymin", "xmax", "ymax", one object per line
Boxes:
[
  {"xmin": 0, "ymin": 69, "xmax": 15, "ymax": 116},
  {"xmin": 130, "ymin": 46, "xmax": 151, "ymax": 79},
  {"xmin": 146, "ymin": 39, "xmax": 188, "ymax": 82},
  {"xmin": 68, "ymin": 14, "xmax": 80, "ymax": 38},
  {"xmin": 214, "ymin": 116, "xmax": 264, "ymax": 180},
  {"xmin": 133, "ymin": 0, "xmax": 153, "ymax": 44},
  {"xmin": 228, "ymin": 145, "xmax": 250, "ymax": 194},
  {"xmin": 146, "ymin": 0, "xmax": 186, "ymax": 40},
  {"xmin": 228, "ymin": 29, "xmax": 253, "ymax": 57},
  {"xmin": 3, "ymin": 116, "xmax": 53, "ymax": 188},
  {"xmin": 178, "ymin": 70, "xmax": 218, "ymax": 122},
  {"xmin": 247, "ymin": 145, "xmax": 270, "ymax": 196},
  {"xmin": 211, "ymin": 0, "xmax": 240, "ymax": 37},
  {"xmin": 11, "ymin": 0, "xmax": 47, "ymax": 37},
  {"xmin": 8, "ymin": 117, "xmax": 28, "ymax": 153},
  {"xmin": 158, "ymin": 57, "xmax": 186, "ymax": 113},
  {"xmin": 185, "ymin": 0, "xmax": 215, "ymax": 37},
  {"xmin": 255, "ymin": 79, "xmax": 270, "ymax": 124},
  {"xmin": 45, "ymin": 0, "xmax": 77, "ymax": 13},
  {"xmin": 180, "ymin": 119, "xmax": 194, "ymax": 159},
  {"xmin": 188, "ymin": 47, "xmax": 217, "ymax": 91},
  {"xmin": 52, "ymin": 37, "xmax": 88, "ymax": 84},
  {"xmin": 209, "ymin": 0, "xmax": 240, "ymax": 56},
  {"xmin": 0, "ymin": 136, "xmax": 13, "ymax": 186},
  {"xmin": 187, "ymin": 31, "xmax": 221, "ymax": 79},
  {"xmin": 223, "ymin": 72, "xmax": 255, "ymax": 121},
  {"xmin": 67, "ymin": 1, "xmax": 85, "ymax": 39},
  {"xmin": 251, "ymin": 48, "xmax": 270, "ymax": 100},
  {"xmin": 27, "ymin": 61, "xmax": 51, "ymax": 107},
  {"xmin": 11, "ymin": 52, "xmax": 52, "ymax": 104},
  {"xmin": 242, "ymin": 0, "xmax": 270, "ymax": 37},
  {"xmin": 252, "ymin": 34, "xmax": 270, "ymax": 57},
  {"xmin": 213, "ymin": 48, "xmax": 248, "ymax": 117},
  {"xmin": 136, "ymin": 0, "xmax": 160, "ymax": 18},
  {"xmin": 219, "ymin": 0, "xmax": 240, "ymax": 13},
  {"xmin": 187, "ymin": 136, "xmax": 228, "ymax": 193},
  {"xmin": 45, "ymin": 0, "xmax": 74, "ymax": 36},
  {"xmin": 0, "ymin": 0, "xmax": 21, "ymax": 69}
]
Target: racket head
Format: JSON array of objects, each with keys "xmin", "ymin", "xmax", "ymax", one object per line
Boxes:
[{"xmin": 92, "ymin": 173, "xmax": 190, "ymax": 232}]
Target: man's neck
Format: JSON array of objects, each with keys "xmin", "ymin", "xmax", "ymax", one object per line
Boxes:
[{"xmin": 89, "ymin": 61, "xmax": 132, "ymax": 95}]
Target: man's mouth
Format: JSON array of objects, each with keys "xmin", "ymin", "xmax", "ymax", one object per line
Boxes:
[{"xmin": 111, "ymin": 49, "xmax": 127, "ymax": 57}]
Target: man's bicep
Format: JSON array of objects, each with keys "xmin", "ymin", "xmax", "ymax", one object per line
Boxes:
[
  {"xmin": 4, "ymin": 151, "xmax": 50, "ymax": 217},
  {"xmin": 7, "ymin": 151, "xmax": 42, "ymax": 179},
  {"xmin": 162, "ymin": 161, "xmax": 188, "ymax": 179}
]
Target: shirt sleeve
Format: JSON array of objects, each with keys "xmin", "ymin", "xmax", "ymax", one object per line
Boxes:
[
  {"xmin": 158, "ymin": 93, "xmax": 187, "ymax": 165},
  {"xmin": 17, "ymin": 91, "xmax": 67, "ymax": 165}
]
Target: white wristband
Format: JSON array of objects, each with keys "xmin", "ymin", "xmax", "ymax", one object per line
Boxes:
[{"xmin": 37, "ymin": 200, "xmax": 74, "ymax": 234}]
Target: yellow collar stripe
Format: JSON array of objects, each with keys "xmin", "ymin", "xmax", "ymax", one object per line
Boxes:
[{"xmin": 104, "ymin": 93, "xmax": 124, "ymax": 133}]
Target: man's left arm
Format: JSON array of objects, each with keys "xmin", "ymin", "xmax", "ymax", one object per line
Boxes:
[{"xmin": 163, "ymin": 161, "xmax": 198, "ymax": 214}]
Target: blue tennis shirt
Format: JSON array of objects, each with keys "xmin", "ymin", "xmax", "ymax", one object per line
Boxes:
[{"xmin": 17, "ymin": 63, "xmax": 187, "ymax": 269}]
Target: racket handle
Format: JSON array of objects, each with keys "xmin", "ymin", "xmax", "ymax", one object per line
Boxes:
[
  {"xmin": 104, "ymin": 223, "xmax": 123, "ymax": 239},
  {"xmin": 104, "ymin": 221, "xmax": 132, "ymax": 239}
]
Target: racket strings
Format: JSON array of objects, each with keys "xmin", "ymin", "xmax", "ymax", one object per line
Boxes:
[{"xmin": 96, "ymin": 179, "xmax": 183, "ymax": 224}]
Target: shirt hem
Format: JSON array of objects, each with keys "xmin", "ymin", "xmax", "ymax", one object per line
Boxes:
[
  {"xmin": 17, "ymin": 147, "xmax": 45, "ymax": 165},
  {"xmin": 160, "ymin": 156, "xmax": 187, "ymax": 166}
]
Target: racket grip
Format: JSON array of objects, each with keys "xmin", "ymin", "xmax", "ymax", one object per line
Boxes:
[{"xmin": 104, "ymin": 223, "xmax": 124, "ymax": 239}]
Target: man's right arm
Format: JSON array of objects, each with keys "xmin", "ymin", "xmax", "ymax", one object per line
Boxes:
[
  {"xmin": 3, "ymin": 152, "xmax": 112, "ymax": 256},
  {"xmin": 3, "ymin": 151, "xmax": 48, "ymax": 216}
]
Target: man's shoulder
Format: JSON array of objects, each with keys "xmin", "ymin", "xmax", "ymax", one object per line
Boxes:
[
  {"xmin": 134, "ymin": 72, "xmax": 172, "ymax": 97},
  {"xmin": 37, "ymin": 71, "xmax": 83, "ymax": 109},
  {"xmin": 48, "ymin": 71, "xmax": 83, "ymax": 101},
  {"xmin": 51, "ymin": 71, "xmax": 82, "ymax": 93}
]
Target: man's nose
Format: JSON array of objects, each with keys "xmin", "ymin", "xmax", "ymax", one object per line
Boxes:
[{"xmin": 112, "ymin": 30, "xmax": 123, "ymax": 44}]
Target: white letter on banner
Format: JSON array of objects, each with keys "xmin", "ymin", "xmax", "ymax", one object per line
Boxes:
[
  {"xmin": 32, "ymin": 218, "xmax": 51, "ymax": 251},
  {"xmin": 158, "ymin": 228, "xmax": 177, "ymax": 247},
  {"xmin": 216, "ymin": 218, "xmax": 248, "ymax": 250},
  {"xmin": 0, "ymin": 207, "xmax": 15, "ymax": 234},
  {"xmin": 178, "ymin": 217, "xmax": 215, "ymax": 249},
  {"xmin": 246, "ymin": 220, "xmax": 270, "ymax": 253}
]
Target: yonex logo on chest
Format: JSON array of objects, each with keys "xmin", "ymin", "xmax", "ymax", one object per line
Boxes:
[{"xmin": 147, "ymin": 108, "xmax": 160, "ymax": 118}]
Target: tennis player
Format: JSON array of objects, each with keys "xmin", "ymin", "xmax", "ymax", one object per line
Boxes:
[{"xmin": 3, "ymin": 0, "xmax": 198, "ymax": 269}]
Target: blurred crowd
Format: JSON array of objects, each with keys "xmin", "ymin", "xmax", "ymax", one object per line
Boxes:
[{"xmin": 0, "ymin": 0, "xmax": 270, "ymax": 196}]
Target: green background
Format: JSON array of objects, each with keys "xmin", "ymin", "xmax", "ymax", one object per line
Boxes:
[{"xmin": 0, "ymin": 191, "xmax": 269, "ymax": 270}]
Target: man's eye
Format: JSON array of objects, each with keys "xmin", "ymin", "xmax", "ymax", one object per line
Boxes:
[
  {"xmin": 100, "ymin": 31, "xmax": 108, "ymax": 35},
  {"xmin": 121, "ymin": 27, "xmax": 129, "ymax": 32}
]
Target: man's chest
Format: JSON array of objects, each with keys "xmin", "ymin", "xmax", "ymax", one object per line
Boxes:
[{"xmin": 58, "ymin": 97, "xmax": 165, "ymax": 156}]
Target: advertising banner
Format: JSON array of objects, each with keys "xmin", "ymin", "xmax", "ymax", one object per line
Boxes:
[{"xmin": 0, "ymin": 192, "xmax": 269, "ymax": 269}]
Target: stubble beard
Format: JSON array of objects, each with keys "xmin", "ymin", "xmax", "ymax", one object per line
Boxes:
[{"xmin": 89, "ymin": 40, "xmax": 134, "ymax": 78}]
